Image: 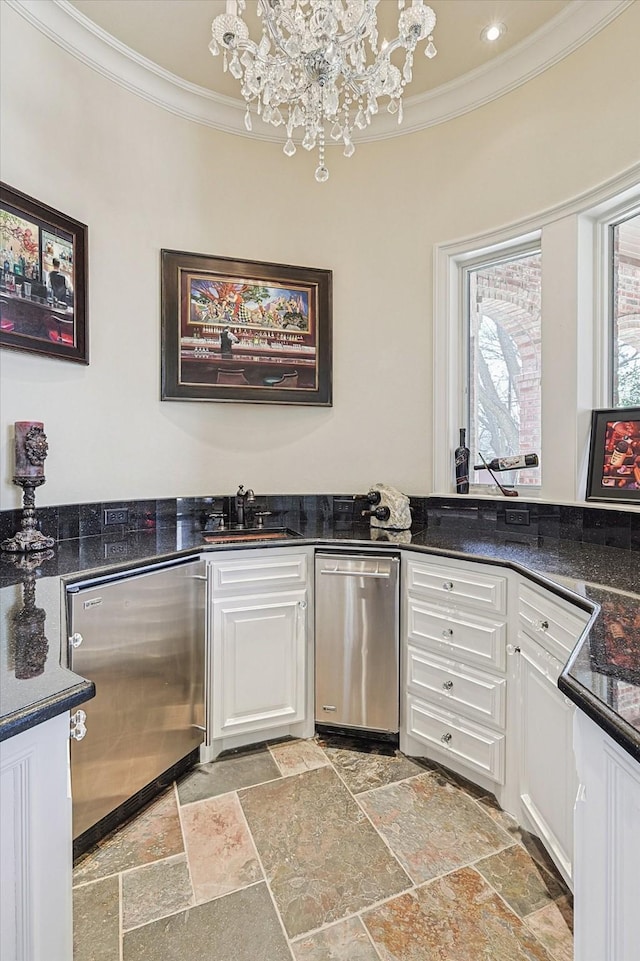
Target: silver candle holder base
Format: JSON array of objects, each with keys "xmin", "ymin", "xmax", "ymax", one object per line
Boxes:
[{"xmin": 1, "ymin": 477, "xmax": 55, "ymax": 554}]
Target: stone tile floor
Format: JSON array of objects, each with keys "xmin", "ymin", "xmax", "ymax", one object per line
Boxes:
[{"xmin": 73, "ymin": 735, "xmax": 573, "ymax": 961}]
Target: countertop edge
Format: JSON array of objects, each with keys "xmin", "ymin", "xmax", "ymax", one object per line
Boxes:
[
  {"xmin": 0, "ymin": 678, "xmax": 95, "ymax": 743},
  {"xmin": 3, "ymin": 534, "xmax": 635, "ymax": 763}
]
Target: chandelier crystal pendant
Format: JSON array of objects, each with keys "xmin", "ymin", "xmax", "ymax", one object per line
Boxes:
[{"xmin": 210, "ymin": 0, "xmax": 437, "ymax": 182}]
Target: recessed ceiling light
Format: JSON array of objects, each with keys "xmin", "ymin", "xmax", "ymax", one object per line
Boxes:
[{"xmin": 481, "ymin": 23, "xmax": 506, "ymax": 43}]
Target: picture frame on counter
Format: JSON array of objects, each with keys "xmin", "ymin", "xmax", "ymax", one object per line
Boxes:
[
  {"xmin": 0, "ymin": 182, "xmax": 88, "ymax": 364},
  {"xmin": 160, "ymin": 249, "xmax": 332, "ymax": 406},
  {"xmin": 585, "ymin": 406, "xmax": 640, "ymax": 503}
]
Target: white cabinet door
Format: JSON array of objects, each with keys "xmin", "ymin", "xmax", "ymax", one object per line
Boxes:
[
  {"xmin": 574, "ymin": 711, "xmax": 640, "ymax": 961},
  {"xmin": 516, "ymin": 634, "xmax": 576, "ymax": 887},
  {"xmin": 0, "ymin": 712, "xmax": 73, "ymax": 961},
  {"xmin": 212, "ymin": 589, "xmax": 307, "ymax": 739}
]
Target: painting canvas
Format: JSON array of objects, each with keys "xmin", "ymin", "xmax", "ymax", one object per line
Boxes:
[
  {"xmin": 585, "ymin": 407, "xmax": 640, "ymax": 503},
  {"xmin": 161, "ymin": 250, "xmax": 332, "ymax": 405},
  {"xmin": 0, "ymin": 182, "xmax": 88, "ymax": 364}
]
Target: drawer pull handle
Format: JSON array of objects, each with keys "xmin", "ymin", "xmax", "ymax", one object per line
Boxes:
[
  {"xmin": 441, "ymin": 732, "xmax": 452, "ymax": 744},
  {"xmin": 69, "ymin": 632, "xmax": 83, "ymax": 649},
  {"xmin": 442, "ymin": 680, "xmax": 454, "ymax": 691},
  {"xmin": 442, "ymin": 581, "xmax": 454, "ymax": 591},
  {"xmin": 442, "ymin": 628, "xmax": 454, "ymax": 638}
]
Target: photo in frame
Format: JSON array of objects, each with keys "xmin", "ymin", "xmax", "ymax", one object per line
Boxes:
[
  {"xmin": 161, "ymin": 249, "xmax": 332, "ymax": 405},
  {"xmin": 0, "ymin": 182, "xmax": 88, "ymax": 364},
  {"xmin": 585, "ymin": 407, "xmax": 640, "ymax": 503}
]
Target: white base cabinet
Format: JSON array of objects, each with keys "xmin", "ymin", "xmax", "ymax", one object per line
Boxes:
[
  {"xmin": 515, "ymin": 634, "xmax": 577, "ymax": 886},
  {"xmin": 0, "ymin": 712, "xmax": 73, "ymax": 961},
  {"xmin": 401, "ymin": 550, "xmax": 592, "ymax": 891},
  {"xmin": 205, "ymin": 548, "xmax": 314, "ymax": 759},
  {"xmin": 212, "ymin": 589, "xmax": 307, "ymax": 739},
  {"xmin": 574, "ymin": 711, "xmax": 640, "ymax": 961}
]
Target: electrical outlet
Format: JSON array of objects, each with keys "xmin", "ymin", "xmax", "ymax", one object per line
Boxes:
[
  {"xmin": 104, "ymin": 507, "xmax": 129, "ymax": 526},
  {"xmin": 104, "ymin": 541, "xmax": 128, "ymax": 559},
  {"xmin": 505, "ymin": 509, "xmax": 530, "ymax": 526}
]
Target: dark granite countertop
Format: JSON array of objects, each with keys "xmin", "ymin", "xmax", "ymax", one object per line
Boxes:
[{"xmin": 1, "ymin": 515, "xmax": 638, "ymax": 762}]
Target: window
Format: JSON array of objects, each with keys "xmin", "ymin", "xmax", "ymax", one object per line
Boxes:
[
  {"xmin": 464, "ymin": 248, "xmax": 542, "ymax": 487},
  {"xmin": 611, "ymin": 211, "xmax": 640, "ymax": 407}
]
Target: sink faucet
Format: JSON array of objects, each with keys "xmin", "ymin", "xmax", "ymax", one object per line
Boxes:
[{"xmin": 235, "ymin": 485, "xmax": 255, "ymax": 529}]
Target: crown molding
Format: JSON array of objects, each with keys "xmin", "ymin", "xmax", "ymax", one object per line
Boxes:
[{"xmin": 5, "ymin": 0, "xmax": 634, "ymax": 143}]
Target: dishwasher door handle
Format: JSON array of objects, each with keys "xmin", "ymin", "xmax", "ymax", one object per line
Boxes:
[{"xmin": 319, "ymin": 569, "xmax": 391, "ymax": 578}]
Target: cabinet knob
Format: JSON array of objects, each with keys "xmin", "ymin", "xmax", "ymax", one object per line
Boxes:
[
  {"xmin": 298, "ymin": 599, "xmax": 308, "ymax": 610},
  {"xmin": 440, "ymin": 732, "xmax": 452, "ymax": 744},
  {"xmin": 442, "ymin": 628, "xmax": 454, "ymax": 637},
  {"xmin": 539, "ymin": 619, "xmax": 549, "ymax": 631},
  {"xmin": 442, "ymin": 581, "xmax": 454, "ymax": 591},
  {"xmin": 70, "ymin": 710, "xmax": 87, "ymax": 741},
  {"xmin": 506, "ymin": 644, "xmax": 521, "ymax": 656},
  {"xmin": 442, "ymin": 680, "xmax": 454, "ymax": 691},
  {"xmin": 69, "ymin": 632, "xmax": 83, "ymax": 648}
]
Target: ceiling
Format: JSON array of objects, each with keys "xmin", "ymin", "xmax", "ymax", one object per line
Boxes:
[{"xmin": 69, "ymin": 0, "xmax": 571, "ymax": 100}]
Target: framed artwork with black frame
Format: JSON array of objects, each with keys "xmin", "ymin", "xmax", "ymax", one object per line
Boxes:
[
  {"xmin": 161, "ymin": 249, "xmax": 332, "ymax": 406},
  {"xmin": 585, "ymin": 407, "xmax": 640, "ymax": 503},
  {"xmin": 0, "ymin": 182, "xmax": 88, "ymax": 364}
]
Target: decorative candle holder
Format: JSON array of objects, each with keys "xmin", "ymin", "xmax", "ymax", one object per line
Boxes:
[{"xmin": 1, "ymin": 422, "xmax": 56, "ymax": 554}]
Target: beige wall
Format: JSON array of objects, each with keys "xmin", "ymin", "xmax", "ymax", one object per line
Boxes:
[{"xmin": 1, "ymin": 3, "xmax": 639, "ymax": 508}]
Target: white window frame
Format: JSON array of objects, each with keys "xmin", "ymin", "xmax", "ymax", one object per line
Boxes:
[
  {"xmin": 591, "ymin": 195, "xmax": 640, "ymax": 407},
  {"xmin": 433, "ymin": 165, "xmax": 640, "ymax": 504},
  {"xmin": 460, "ymin": 240, "xmax": 542, "ymax": 493}
]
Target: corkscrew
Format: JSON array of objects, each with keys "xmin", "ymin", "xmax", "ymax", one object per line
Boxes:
[{"xmin": 477, "ymin": 452, "xmax": 519, "ymax": 497}]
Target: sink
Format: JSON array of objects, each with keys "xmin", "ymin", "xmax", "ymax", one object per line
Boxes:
[{"xmin": 202, "ymin": 527, "xmax": 302, "ymax": 544}]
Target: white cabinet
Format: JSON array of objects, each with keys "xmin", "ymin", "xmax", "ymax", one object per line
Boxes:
[
  {"xmin": 212, "ymin": 589, "xmax": 307, "ymax": 739},
  {"xmin": 402, "ymin": 554, "xmax": 508, "ymax": 790},
  {"xmin": 574, "ymin": 710, "xmax": 640, "ymax": 961},
  {"xmin": 206, "ymin": 549, "xmax": 313, "ymax": 758},
  {"xmin": 512, "ymin": 581, "xmax": 590, "ymax": 889},
  {"xmin": 515, "ymin": 634, "xmax": 577, "ymax": 886},
  {"xmin": 0, "ymin": 712, "xmax": 73, "ymax": 961}
]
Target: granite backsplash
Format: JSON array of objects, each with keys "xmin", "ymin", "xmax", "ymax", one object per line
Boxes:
[{"xmin": 0, "ymin": 494, "xmax": 638, "ymax": 553}]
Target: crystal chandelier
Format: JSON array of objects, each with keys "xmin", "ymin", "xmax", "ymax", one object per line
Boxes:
[{"xmin": 209, "ymin": 1, "xmax": 437, "ymax": 182}]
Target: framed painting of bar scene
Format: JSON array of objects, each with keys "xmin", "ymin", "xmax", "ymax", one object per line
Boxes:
[
  {"xmin": 161, "ymin": 249, "xmax": 332, "ymax": 405},
  {"xmin": 0, "ymin": 182, "xmax": 88, "ymax": 364}
]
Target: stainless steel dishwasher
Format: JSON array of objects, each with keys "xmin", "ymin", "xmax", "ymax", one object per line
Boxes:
[
  {"xmin": 315, "ymin": 553, "xmax": 399, "ymax": 734},
  {"xmin": 67, "ymin": 557, "xmax": 206, "ymax": 849}
]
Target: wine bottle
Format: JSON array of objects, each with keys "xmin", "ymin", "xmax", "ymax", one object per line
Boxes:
[
  {"xmin": 473, "ymin": 453, "xmax": 539, "ymax": 472},
  {"xmin": 455, "ymin": 428, "xmax": 470, "ymax": 494}
]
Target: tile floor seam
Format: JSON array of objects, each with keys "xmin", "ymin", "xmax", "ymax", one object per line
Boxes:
[
  {"xmin": 118, "ymin": 870, "xmax": 123, "ymax": 961},
  {"xmin": 287, "ymin": 881, "xmax": 422, "ymax": 945},
  {"xmin": 177, "ymin": 774, "xmax": 283, "ymax": 808},
  {"xmin": 121, "ymin": 879, "xmax": 267, "ymax": 935},
  {"xmin": 118, "ymin": 850, "xmax": 187, "ymax": 879},
  {"xmin": 462, "ymin": 863, "xmax": 557, "ymax": 959},
  {"xmin": 173, "ymin": 779, "xmax": 197, "ymax": 912},
  {"xmin": 520, "ymin": 916, "xmax": 565, "ymax": 961},
  {"xmin": 320, "ymin": 754, "xmax": 417, "ymax": 890},
  {"xmin": 234, "ymin": 787, "xmax": 295, "ymax": 958}
]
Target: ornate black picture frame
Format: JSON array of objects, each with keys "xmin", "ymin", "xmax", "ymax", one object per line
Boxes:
[
  {"xmin": 161, "ymin": 249, "xmax": 332, "ymax": 406},
  {"xmin": 0, "ymin": 182, "xmax": 88, "ymax": 364},
  {"xmin": 585, "ymin": 406, "xmax": 640, "ymax": 503}
]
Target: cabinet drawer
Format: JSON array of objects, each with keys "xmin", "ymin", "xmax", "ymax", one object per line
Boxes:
[
  {"xmin": 407, "ymin": 597, "xmax": 507, "ymax": 671},
  {"xmin": 209, "ymin": 551, "xmax": 308, "ymax": 595},
  {"xmin": 518, "ymin": 582, "xmax": 589, "ymax": 661},
  {"xmin": 407, "ymin": 695, "xmax": 505, "ymax": 784},
  {"xmin": 407, "ymin": 646, "xmax": 506, "ymax": 728},
  {"xmin": 406, "ymin": 557, "xmax": 506, "ymax": 615}
]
